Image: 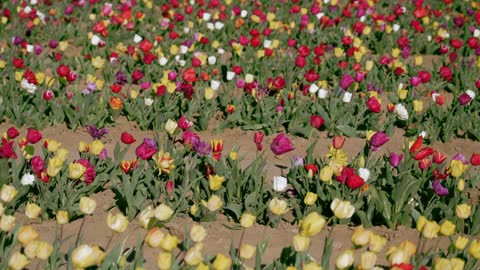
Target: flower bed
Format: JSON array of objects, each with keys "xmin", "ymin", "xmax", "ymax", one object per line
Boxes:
[{"xmin": 0, "ymin": 0, "xmax": 480, "ymax": 269}]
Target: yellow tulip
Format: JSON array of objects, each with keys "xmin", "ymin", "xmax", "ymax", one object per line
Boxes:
[
  {"xmin": 209, "ymin": 175, "xmax": 225, "ymax": 191},
  {"xmin": 268, "ymin": 198, "xmax": 288, "ymax": 216},
  {"xmin": 56, "ymin": 210, "xmax": 69, "ymax": 225},
  {"xmin": 69, "ymin": 163, "xmax": 86, "ymax": 179},
  {"xmin": 185, "ymin": 243, "xmax": 204, "ymax": 265},
  {"xmin": 454, "ymin": 235, "xmax": 469, "ymax": 250},
  {"xmin": 0, "ymin": 184, "xmax": 17, "ymax": 203},
  {"xmin": 154, "ymin": 204, "xmax": 174, "ymax": 221},
  {"xmin": 351, "ymin": 225, "xmax": 371, "ymax": 247},
  {"xmin": 90, "ymin": 140, "xmax": 105, "ymax": 156},
  {"xmin": 190, "ymin": 224, "xmax": 207, "ymax": 242},
  {"xmin": 240, "ymin": 212, "xmax": 256, "ymax": 228},
  {"xmin": 145, "ymin": 227, "xmax": 165, "ymax": 248},
  {"xmin": 293, "ymin": 234, "xmax": 310, "ymax": 252},
  {"xmin": 8, "ymin": 252, "xmax": 30, "ymax": 270},
  {"xmin": 47, "ymin": 157, "xmax": 63, "ymax": 177},
  {"xmin": 157, "ymin": 252, "xmax": 172, "ymax": 270},
  {"xmin": 160, "ymin": 233, "xmax": 178, "ymax": 252},
  {"xmin": 137, "ymin": 205, "xmax": 154, "ymax": 229},
  {"xmin": 79, "ymin": 197, "xmax": 97, "ymax": 215},
  {"xmin": 422, "ymin": 220, "xmax": 440, "ymax": 239},
  {"xmin": 335, "ymin": 249, "xmax": 354, "ymax": 270},
  {"xmin": 212, "ymin": 253, "xmax": 232, "ymax": 270},
  {"xmin": 204, "ymin": 195, "xmax": 223, "ymax": 212},
  {"xmin": 456, "ymin": 203, "xmax": 472, "ymax": 219},
  {"xmin": 359, "ymin": 251, "xmax": 377, "ymax": 270},
  {"xmin": 71, "ymin": 244, "xmax": 105, "ymax": 268},
  {"xmin": 107, "ymin": 212, "xmax": 129, "ymax": 233},
  {"xmin": 25, "ymin": 202, "xmax": 42, "ymax": 219},
  {"xmin": 439, "ymin": 220, "xmax": 456, "ymax": 236},
  {"xmin": 368, "ymin": 234, "xmax": 387, "ymax": 253},
  {"xmin": 304, "ymin": 192, "xmax": 318, "ymax": 206},
  {"xmin": 239, "ymin": 243, "xmax": 256, "ymax": 259},
  {"xmin": 469, "ymin": 239, "xmax": 480, "ymax": 259},
  {"xmin": 299, "ymin": 212, "xmax": 326, "ymax": 237},
  {"xmin": 17, "ymin": 225, "xmax": 39, "ymax": 247},
  {"xmin": 330, "ymin": 198, "xmax": 355, "ymax": 219}
]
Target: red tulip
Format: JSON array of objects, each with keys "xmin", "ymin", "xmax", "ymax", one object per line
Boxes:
[
  {"xmin": 470, "ymin": 153, "xmax": 480, "ymax": 166},
  {"xmin": 26, "ymin": 128, "xmax": 42, "ymax": 144},
  {"xmin": 182, "ymin": 67, "xmax": 197, "ymax": 82},
  {"xmin": 333, "ymin": 136, "xmax": 346, "ymax": 149},
  {"xmin": 309, "ymin": 115, "xmax": 324, "ymax": 129},
  {"xmin": 12, "ymin": 57, "xmax": 25, "ymax": 69},
  {"xmin": 304, "ymin": 164, "xmax": 318, "ymax": 175},
  {"xmin": 121, "ymin": 132, "xmax": 136, "ymax": 144},
  {"xmin": 418, "ymin": 159, "xmax": 432, "ymax": 170},
  {"xmin": 56, "ymin": 64, "xmax": 70, "ymax": 77},
  {"xmin": 433, "ymin": 152, "xmax": 447, "ymax": 164},
  {"xmin": 6, "ymin": 127, "xmax": 19, "ymax": 139},
  {"xmin": 254, "ymin": 131, "xmax": 264, "ymax": 145},
  {"xmin": 409, "ymin": 136, "xmax": 423, "ymax": 153},
  {"xmin": 270, "ymin": 133, "xmax": 294, "ymax": 155},
  {"xmin": 366, "ymin": 97, "xmax": 381, "ymax": 113},
  {"xmin": 346, "ymin": 174, "xmax": 365, "ymax": 189},
  {"xmin": 413, "ymin": 147, "xmax": 435, "ymax": 160}
]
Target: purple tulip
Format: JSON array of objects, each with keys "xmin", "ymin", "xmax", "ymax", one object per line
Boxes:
[
  {"xmin": 432, "ymin": 180, "xmax": 449, "ymax": 197},
  {"xmin": 271, "ymin": 134, "xmax": 294, "ymax": 155},
  {"xmin": 49, "ymin": 40, "xmax": 58, "ymax": 49},
  {"xmin": 401, "ymin": 45, "xmax": 411, "ymax": 59},
  {"xmin": 34, "ymin": 44, "xmax": 43, "ymax": 55},
  {"xmin": 369, "ymin": 132, "xmax": 389, "ymax": 151},
  {"xmin": 292, "ymin": 156, "xmax": 304, "ymax": 167},
  {"xmin": 168, "ymin": 71, "xmax": 177, "ymax": 81},
  {"xmin": 64, "ymin": 5, "xmax": 74, "ymax": 15},
  {"xmin": 339, "ymin": 74, "xmax": 355, "ymax": 90},
  {"xmin": 458, "ymin": 92, "xmax": 473, "ymax": 105},
  {"xmin": 192, "ymin": 138, "xmax": 211, "ymax": 156},
  {"xmin": 355, "ymin": 72, "xmax": 365, "ymax": 82},
  {"xmin": 99, "ymin": 149, "xmax": 108, "ymax": 160},
  {"xmin": 115, "ymin": 71, "xmax": 128, "ymax": 85},
  {"xmin": 389, "ymin": 152, "xmax": 403, "ymax": 167},
  {"xmin": 236, "ymin": 79, "xmax": 245, "ymax": 88},
  {"xmin": 452, "ymin": 153, "xmax": 469, "ymax": 164},
  {"xmin": 86, "ymin": 125, "xmax": 108, "ymax": 139}
]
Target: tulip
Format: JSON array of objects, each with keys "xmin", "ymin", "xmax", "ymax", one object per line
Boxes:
[
  {"xmin": 456, "ymin": 203, "xmax": 472, "ymax": 219},
  {"xmin": 303, "ymin": 192, "xmax": 318, "ymax": 206},
  {"xmin": 270, "ymin": 134, "xmax": 294, "ymax": 155},
  {"xmin": 79, "ymin": 197, "xmax": 96, "ymax": 215},
  {"xmin": 359, "ymin": 251, "xmax": 377, "ymax": 270},
  {"xmin": 369, "ymin": 132, "xmax": 389, "ymax": 151},
  {"xmin": 454, "ymin": 236, "xmax": 469, "ymax": 250},
  {"xmin": 189, "ymin": 224, "xmax": 207, "ymax": 242},
  {"xmin": 184, "ymin": 243, "xmax": 203, "ymax": 265},
  {"xmin": 107, "ymin": 212, "xmax": 129, "ymax": 233},
  {"xmin": 330, "ymin": 198, "xmax": 355, "ymax": 219},
  {"xmin": 351, "ymin": 225, "xmax": 371, "ymax": 246},
  {"xmin": 26, "ymin": 128, "xmax": 42, "ymax": 144},
  {"xmin": 389, "ymin": 152, "xmax": 403, "ymax": 167},
  {"xmin": 204, "ymin": 195, "xmax": 223, "ymax": 212},
  {"xmin": 89, "ymin": 140, "xmax": 105, "ymax": 156},
  {"xmin": 144, "ymin": 227, "xmax": 164, "ymax": 248},
  {"xmin": 468, "ymin": 239, "xmax": 480, "ymax": 259},
  {"xmin": 209, "ymin": 175, "xmax": 225, "ymax": 191},
  {"xmin": 134, "ymin": 205, "xmax": 153, "ymax": 228},
  {"xmin": 165, "ymin": 119, "xmax": 178, "ymax": 136},
  {"xmin": 56, "ymin": 210, "xmax": 69, "ymax": 225},
  {"xmin": 293, "ymin": 234, "xmax": 310, "ymax": 252},
  {"xmin": 240, "ymin": 243, "xmax": 256, "ymax": 259},
  {"xmin": 25, "ymin": 202, "xmax": 41, "ymax": 219},
  {"xmin": 212, "ymin": 253, "xmax": 232, "ymax": 270},
  {"xmin": 268, "ymin": 198, "xmax": 288, "ymax": 216},
  {"xmin": 422, "ymin": 220, "xmax": 440, "ymax": 239},
  {"xmin": 368, "ymin": 234, "xmax": 387, "ymax": 252},
  {"xmin": 8, "ymin": 252, "xmax": 30, "ymax": 270},
  {"xmin": 335, "ymin": 249, "xmax": 354, "ymax": 269},
  {"xmin": 439, "ymin": 220, "xmax": 456, "ymax": 236},
  {"xmin": 299, "ymin": 212, "xmax": 326, "ymax": 237},
  {"xmin": 398, "ymin": 240, "xmax": 417, "ymax": 257},
  {"xmin": 309, "ymin": 115, "xmax": 324, "ymax": 128},
  {"xmin": 240, "ymin": 212, "xmax": 256, "ymax": 228},
  {"xmin": 71, "ymin": 244, "xmax": 105, "ymax": 268},
  {"xmin": 319, "ymin": 166, "xmax": 333, "ymax": 182},
  {"xmin": 332, "ymin": 136, "xmax": 346, "ymax": 149},
  {"xmin": 272, "ymin": 176, "xmax": 288, "ymax": 192},
  {"xmin": 0, "ymin": 215, "xmax": 15, "ymax": 231},
  {"xmin": 0, "ymin": 184, "xmax": 18, "ymax": 203},
  {"xmin": 154, "ymin": 204, "xmax": 174, "ymax": 221},
  {"xmin": 388, "ymin": 248, "xmax": 410, "ymax": 265},
  {"xmin": 470, "ymin": 153, "xmax": 480, "ymax": 166},
  {"xmin": 159, "ymin": 233, "xmax": 178, "ymax": 252},
  {"xmin": 25, "ymin": 240, "xmax": 53, "ymax": 260},
  {"xmin": 69, "ymin": 163, "xmax": 86, "ymax": 179}
]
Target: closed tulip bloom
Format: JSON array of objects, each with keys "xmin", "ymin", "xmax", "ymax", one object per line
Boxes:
[
  {"xmin": 330, "ymin": 198, "xmax": 355, "ymax": 219},
  {"xmin": 189, "ymin": 224, "xmax": 207, "ymax": 242},
  {"xmin": 8, "ymin": 252, "xmax": 30, "ymax": 270},
  {"xmin": 269, "ymin": 198, "xmax": 288, "ymax": 216},
  {"xmin": 369, "ymin": 234, "xmax": 387, "ymax": 252},
  {"xmin": 157, "ymin": 252, "xmax": 172, "ymax": 270},
  {"xmin": 25, "ymin": 240, "xmax": 53, "ymax": 260},
  {"xmin": 293, "ymin": 234, "xmax": 310, "ymax": 252},
  {"xmin": 387, "ymin": 248, "xmax": 410, "ymax": 265},
  {"xmin": 71, "ymin": 245, "xmax": 105, "ymax": 268},
  {"xmin": 398, "ymin": 240, "xmax": 417, "ymax": 256},
  {"xmin": 422, "ymin": 220, "xmax": 440, "ymax": 239},
  {"xmin": 352, "ymin": 225, "xmax": 371, "ymax": 246},
  {"xmin": 18, "ymin": 225, "xmax": 39, "ymax": 247},
  {"xmin": 319, "ymin": 166, "xmax": 333, "ymax": 182},
  {"xmin": 154, "ymin": 204, "xmax": 174, "ymax": 221},
  {"xmin": 25, "ymin": 202, "xmax": 42, "ymax": 219},
  {"xmin": 239, "ymin": 243, "xmax": 256, "ymax": 259},
  {"xmin": 416, "ymin": 216, "xmax": 427, "ymax": 232},
  {"xmin": 240, "ymin": 212, "xmax": 256, "ymax": 228},
  {"xmin": 160, "ymin": 233, "xmax": 178, "ymax": 252},
  {"xmin": 137, "ymin": 205, "xmax": 154, "ymax": 229},
  {"xmin": 469, "ymin": 239, "xmax": 480, "ymax": 259},
  {"xmin": 454, "ymin": 236, "xmax": 469, "ymax": 250},
  {"xmin": 299, "ymin": 212, "xmax": 326, "ymax": 237},
  {"xmin": 304, "ymin": 192, "xmax": 318, "ymax": 206},
  {"xmin": 79, "ymin": 197, "xmax": 96, "ymax": 215},
  {"xmin": 145, "ymin": 227, "xmax": 165, "ymax": 248},
  {"xmin": 204, "ymin": 195, "xmax": 223, "ymax": 212},
  {"xmin": 270, "ymin": 134, "xmax": 294, "ymax": 155},
  {"xmin": 107, "ymin": 212, "xmax": 129, "ymax": 233},
  {"xmin": 209, "ymin": 175, "xmax": 225, "ymax": 191},
  {"xmin": 0, "ymin": 184, "xmax": 18, "ymax": 203},
  {"xmin": 165, "ymin": 119, "xmax": 178, "ymax": 135},
  {"xmin": 303, "ymin": 261, "xmax": 323, "ymax": 270},
  {"xmin": 212, "ymin": 253, "xmax": 232, "ymax": 270},
  {"xmin": 56, "ymin": 210, "xmax": 69, "ymax": 225},
  {"xmin": 335, "ymin": 249, "xmax": 354, "ymax": 269},
  {"xmin": 456, "ymin": 203, "xmax": 472, "ymax": 219},
  {"xmin": 359, "ymin": 251, "xmax": 377, "ymax": 270},
  {"xmin": 0, "ymin": 215, "xmax": 16, "ymax": 231},
  {"xmin": 439, "ymin": 220, "xmax": 456, "ymax": 236},
  {"xmin": 89, "ymin": 140, "xmax": 105, "ymax": 156},
  {"xmin": 185, "ymin": 243, "xmax": 204, "ymax": 265}
]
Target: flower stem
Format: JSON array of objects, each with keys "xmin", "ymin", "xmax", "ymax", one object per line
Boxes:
[
  {"xmin": 75, "ymin": 215, "xmax": 87, "ymax": 246},
  {"xmin": 236, "ymin": 229, "xmax": 246, "ymax": 258},
  {"xmin": 105, "ymin": 231, "xmax": 115, "ymax": 251}
]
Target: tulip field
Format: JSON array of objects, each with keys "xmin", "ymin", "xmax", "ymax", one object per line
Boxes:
[{"xmin": 1, "ymin": 0, "xmax": 480, "ymax": 269}]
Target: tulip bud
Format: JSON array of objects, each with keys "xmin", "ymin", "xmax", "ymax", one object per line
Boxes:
[
  {"xmin": 17, "ymin": 225, "xmax": 39, "ymax": 247},
  {"xmin": 0, "ymin": 184, "xmax": 18, "ymax": 203},
  {"xmin": 303, "ymin": 192, "xmax": 318, "ymax": 206},
  {"xmin": 190, "ymin": 224, "xmax": 207, "ymax": 242},
  {"xmin": 293, "ymin": 234, "xmax": 310, "ymax": 252},
  {"xmin": 268, "ymin": 198, "xmax": 288, "ymax": 216},
  {"xmin": 422, "ymin": 220, "xmax": 440, "ymax": 239},
  {"xmin": 439, "ymin": 220, "xmax": 456, "ymax": 236},
  {"xmin": 0, "ymin": 215, "xmax": 16, "ymax": 231},
  {"xmin": 456, "ymin": 203, "xmax": 472, "ymax": 219},
  {"xmin": 107, "ymin": 212, "xmax": 129, "ymax": 233},
  {"xmin": 457, "ymin": 179, "xmax": 465, "ymax": 191},
  {"xmin": 351, "ymin": 225, "xmax": 371, "ymax": 247},
  {"xmin": 25, "ymin": 202, "xmax": 42, "ymax": 219},
  {"xmin": 416, "ymin": 216, "xmax": 427, "ymax": 232},
  {"xmin": 469, "ymin": 240, "xmax": 480, "ymax": 259},
  {"xmin": 165, "ymin": 119, "xmax": 178, "ymax": 136},
  {"xmin": 160, "ymin": 233, "xmax": 178, "ymax": 252},
  {"xmin": 71, "ymin": 244, "xmax": 105, "ymax": 268},
  {"xmin": 145, "ymin": 227, "xmax": 165, "ymax": 248},
  {"xmin": 212, "ymin": 253, "xmax": 232, "ymax": 270},
  {"xmin": 368, "ymin": 233, "xmax": 387, "ymax": 252},
  {"xmin": 299, "ymin": 212, "xmax": 326, "ymax": 237},
  {"xmin": 8, "ymin": 252, "xmax": 30, "ymax": 270},
  {"xmin": 335, "ymin": 249, "xmax": 354, "ymax": 270},
  {"xmin": 454, "ymin": 235, "xmax": 469, "ymax": 250},
  {"xmin": 319, "ymin": 166, "xmax": 333, "ymax": 182},
  {"xmin": 56, "ymin": 211, "xmax": 69, "ymax": 225},
  {"xmin": 240, "ymin": 212, "xmax": 256, "ymax": 229},
  {"xmin": 154, "ymin": 204, "xmax": 174, "ymax": 221},
  {"xmin": 359, "ymin": 251, "xmax": 377, "ymax": 269},
  {"xmin": 204, "ymin": 195, "xmax": 223, "ymax": 212},
  {"xmin": 137, "ymin": 205, "xmax": 154, "ymax": 229},
  {"xmin": 185, "ymin": 243, "xmax": 204, "ymax": 265},
  {"xmin": 240, "ymin": 243, "xmax": 256, "ymax": 259},
  {"xmin": 79, "ymin": 197, "xmax": 96, "ymax": 215},
  {"xmin": 25, "ymin": 240, "xmax": 53, "ymax": 260}
]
